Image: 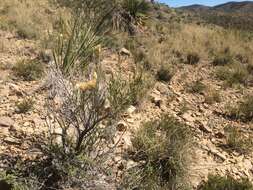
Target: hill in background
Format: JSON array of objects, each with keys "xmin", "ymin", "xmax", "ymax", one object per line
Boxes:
[{"xmin": 179, "ymin": 1, "xmax": 253, "ymax": 31}]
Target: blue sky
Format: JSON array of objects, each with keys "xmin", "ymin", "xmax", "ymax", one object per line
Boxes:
[{"xmin": 159, "ymin": 0, "xmax": 250, "ymax": 7}]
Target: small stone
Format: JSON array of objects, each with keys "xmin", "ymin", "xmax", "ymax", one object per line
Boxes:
[
  {"xmin": 151, "ymin": 95, "xmax": 162, "ymax": 107},
  {"xmin": 156, "ymin": 83, "xmax": 169, "ymax": 95},
  {"xmin": 4, "ymin": 137, "xmax": 22, "ymax": 145},
  {"xmin": 182, "ymin": 113, "xmax": 195, "ymax": 122},
  {"xmin": 0, "ymin": 127, "xmax": 9, "ymax": 136},
  {"xmin": 104, "ymin": 98, "xmax": 111, "ymax": 111},
  {"xmin": 0, "ymin": 117, "xmax": 14, "ymax": 127},
  {"xmin": 23, "ymin": 122, "xmax": 30, "ymax": 127},
  {"xmin": 9, "ymin": 83, "xmax": 24, "ymax": 96},
  {"xmin": 126, "ymin": 160, "xmax": 138, "ymax": 170},
  {"xmin": 203, "ymin": 103, "xmax": 209, "ymax": 109},
  {"xmin": 119, "ymin": 48, "xmax": 131, "ymax": 56},
  {"xmin": 117, "ymin": 121, "xmax": 127, "ymax": 131},
  {"xmin": 127, "ymin": 106, "xmax": 136, "ymax": 114}
]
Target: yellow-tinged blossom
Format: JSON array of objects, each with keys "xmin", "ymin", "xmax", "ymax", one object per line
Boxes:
[{"xmin": 75, "ymin": 72, "xmax": 97, "ymax": 92}]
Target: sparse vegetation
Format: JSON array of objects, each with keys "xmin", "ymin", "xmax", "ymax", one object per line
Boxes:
[
  {"xmin": 156, "ymin": 65, "xmax": 174, "ymax": 82},
  {"xmin": 227, "ymin": 96, "xmax": 253, "ymax": 122},
  {"xmin": 15, "ymin": 98, "xmax": 34, "ymax": 114},
  {"xmin": 123, "ymin": 116, "xmax": 192, "ymax": 189},
  {"xmin": 186, "ymin": 52, "xmax": 200, "ymax": 65},
  {"xmin": 187, "ymin": 80, "xmax": 206, "ymax": 94},
  {"xmin": 122, "ymin": 0, "xmax": 150, "ymax": 19},
  {"xmin": 0, "ymin": 0, "xmax": 63, "ymax": 39},
  {"xmin": 199, "ymin": 175, "xmax": 253, "ymax": 190},
  {"xmin": 224, "ymin": 126, "xmax": 253, "ymax": 154},
  {"xmin": 216, "ymin": 63, "xmax": 250, "ymax": 87},
  {"xmin": 204, "ymin": 87, "xmax": 221, "ymax": 104},
  {"xmin": 13, "ymin": 59, "xmax": 44, "ymax": 81},
  {"xmin": 2, "ymin": 3, "xmax": 148, "ymax": 189},
  {"xmin": 178, "ymin": 101, "xmax": 190, "ymax": 115},
  {"xmin": 237, "ymin": 96, "xmax": 253, "ymax": 122},
  {"xmin": 1, "ymin": 0, "xmax": 253, "ymax": 189},
  {"xmin": 213, "ymin": 53, "xmax": 233, "ymax": 66}
]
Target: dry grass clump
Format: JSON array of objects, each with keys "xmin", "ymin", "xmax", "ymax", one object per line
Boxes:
[
  {"xmin": 13, "ymin": 59, "xmax": 44, "ymax": 81},
  {"xmin": 198, "ymin": 175, "xmax": 253, "ymax": 190},
  {"xmin": 226, "ymin": 96, "xmax": 253, "ymax": 122},
  {"xmin": 213, "ymin": 52, "xmax": 234, "ymax": 66},
  {"xmin": 0, "ymin": 0, "xmax": 66, "ymax": 39},
  {"xmin": 123, "ymin": 116, "xmax": 192, "ymax": 189},
  {"xmin": 215, "ymin": 62, "xmax": 250, "ymax": 87},
  {"xmin": 204, "ymin": 87, "xmax": 221, "ymax": 104},
  {"xmin": 224, "ymin": 126, "xmax": 253, "ymax": 154},
  {"xmin": 187, "ymin": 80, "xmax": 206, "ymax": 94},
  {"xmin": 163, "ymin": 24, "xmax": 253, "ymax": 62},
  {"xmin": 130, "ymin": 23, "xmax": 253, "ymax": 75}
]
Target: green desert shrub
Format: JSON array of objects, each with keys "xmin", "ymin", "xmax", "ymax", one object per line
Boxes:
[
  {"xmin": 156, "ymin": 65, "xmax": 174, "ymax": 82},
  {"xmin": 224, "ymin": 126, "xmax": 253, "ymax": 154},
  {"xmin": 199, "ymin": 175, "xmax": 253, "ymax": 190},
  {"xmin": 187, "ymin": 80, "xmax": 206, "ymax": 94},
  {"xmin": 124, "ymin": 116, "xmax": 192, "ymax": 189},
  {"xmin": 122, "ymin": 0, "xmax": 150, "ymax": 19},
  {"xmin": 186, "ymin": 52, "xmax": 200, "ymax": 65},
  {"xmin": 13, "ymin": 59, "xmax": 44, "ymax": 81},
  {"xmin": 0, "ymin": 172, "xmax": 25, "ymax": 190}
]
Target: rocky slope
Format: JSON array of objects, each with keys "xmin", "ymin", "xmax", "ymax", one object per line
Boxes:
[{"xmin": 0, "ymin": 27, "xmax": 253, "ymax": 189}]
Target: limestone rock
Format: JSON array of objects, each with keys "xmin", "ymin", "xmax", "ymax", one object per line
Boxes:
[
  {"xmin": 0, "ymin": 117, "xmax": 14, "ymax": 127},
  {"xmin": 156, "ymin": 83, "xmax": 170, "ymax": 95},
  {"xmin": 151, "ymin": 94, "xmax": 162, "ymax": 107},
  {"xmin": 127, "ymin": 105, "xmax": 136, "ymax": 114},
  {"xmin": 9, "ymin": 83, "xmax": 24, "ymax": 96},
  {"xmin": 4, "ymin": 137, "xmax": 22, "ymax": 145},
  {"xmin": 182, "ymin": 112, "xmax": 195, "ymax": 123},
  {"xmin": 119, "ymin": 48, "xmax": 131, "ymax": 56}
]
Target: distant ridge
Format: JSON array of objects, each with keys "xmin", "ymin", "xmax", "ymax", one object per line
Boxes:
[
  {"xmin": 213, "ymin": 1, "xmax": 253, "ymax": 13},
  {"xmin": 180, "ymin": 4, "xmax": 210, "ymax": 11},
  {"xmin": 180, "ymin": 1, "xmax": 253, "ymax": 13},
  {"xmin": 179, "ymin": 1, "xmax": 253, "ymax": 31}
]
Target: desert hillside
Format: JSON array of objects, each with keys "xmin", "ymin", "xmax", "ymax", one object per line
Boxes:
[
  {"xmin": 0, "ymin": 0, "xmax": 253, "ymax": 190},
  {"xmin": 180, "ymin": 1, "xmax": 253, "ymax": 31}
]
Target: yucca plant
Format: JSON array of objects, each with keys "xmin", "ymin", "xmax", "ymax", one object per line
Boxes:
[
  {"xmin": 122, "ymin": 0, "xmax": 150, "ymax": 19},
  {"xmin": 55, "ymin": 0, "xmax": 117, "ymax": 33},
  {"xmin": 53, "ymin": 17, "xmax": 103, "ymax": 75}
]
